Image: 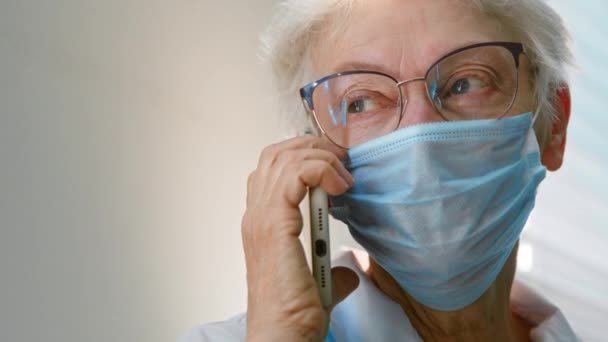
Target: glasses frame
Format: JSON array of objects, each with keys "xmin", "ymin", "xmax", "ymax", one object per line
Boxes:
[{"xmin": 300, "ymin": 41, "xmax": 527, "ymax": 149}]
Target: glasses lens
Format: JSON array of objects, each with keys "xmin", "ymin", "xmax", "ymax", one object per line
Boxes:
[
  {"xmin": 426, "ymin": 45, "xmax": 519, "ymax": 120},
  {"xmin": 312, "ymin": 73, "xmax": 401, "ymax": 148}
]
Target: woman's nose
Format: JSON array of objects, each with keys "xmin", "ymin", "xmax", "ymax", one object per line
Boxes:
[{"xmin": 397, "ymin": 79, "xmax": 444, "ymax": 128}]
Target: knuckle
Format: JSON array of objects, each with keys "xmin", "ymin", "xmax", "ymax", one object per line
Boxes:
[
  {"xmin": 276, "ymin": 149, "xmax": 296, "ymax": 164},
  {"xmin": 320, "ymin": 160, "xmax": 334, "ymax": 172},
  {"xmin": 323, "ymin": 150, "xmax": 339, "ymax": 163},
  {"xmin": 280, "ymin": 162, "xmax": 299, "ymax": 182},
  {"xmin": 310, "ymin": 137, "xmax": 328, "ymax": 151},
  {"xmin": 289, "ymin": 134, "xmax": 317, "ymax": 150},
  {"xmin": 260, "ymin": 144, "xmax": 279, "ymax": 163},
  {"xmin": 301, "ymin": 135, "xmax": 318, "ymax": 148},
  {"xmin": 313, "ymin": 164, "xmax": 329, "ymax": 180}
]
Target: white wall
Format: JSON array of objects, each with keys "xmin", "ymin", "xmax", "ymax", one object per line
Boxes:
[
  {"xmin": 0, "ymin": 1, "xmax": 277, "ymax": 341},
  {"xmin": 1, "ymin": 1, "xmax": 605, "ymax": 342}
]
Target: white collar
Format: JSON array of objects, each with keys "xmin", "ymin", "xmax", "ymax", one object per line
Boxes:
[{"xmin": 329, "ymin": 249, "xmax": 578, "ymax": 342}]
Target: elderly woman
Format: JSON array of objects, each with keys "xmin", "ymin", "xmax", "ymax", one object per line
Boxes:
[{"xmin": 183, "ymin": 0, "xmax": 578, "ymax": 341}]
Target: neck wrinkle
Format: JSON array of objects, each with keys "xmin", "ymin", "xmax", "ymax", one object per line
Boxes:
[{"xmin": 366, "ymin": 242, "xmax": 531, "ymax": 342}]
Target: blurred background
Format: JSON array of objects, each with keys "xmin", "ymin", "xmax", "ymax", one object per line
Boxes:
[{"xmin": 0, "ymin": 1, "xmax": 605, "ymax": 341}]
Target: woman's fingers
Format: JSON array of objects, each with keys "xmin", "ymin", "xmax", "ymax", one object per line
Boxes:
[
  {"xmin": 257, "ymin": 135, "xmax": 347, "ymax": 171},
  {"xmin": 243, "ymin": 136, "xmax": 355, "ymax": 340},
  {"xmin": 280, "ymin": 158, "xmax": 352, "ymax": 205},
  {"xmin": 289, "ymin": 148, "xmax": 354, "ymax": 187},
  {"xmin": 249, "ymin": 137, "xmax": 353, "ymax": 208},
  {"xmin": 327, "ymin": 267, "xmax": 360, "ymax": 313}
]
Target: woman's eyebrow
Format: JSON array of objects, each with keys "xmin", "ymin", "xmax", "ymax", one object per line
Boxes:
[
  {"xmin": 330, "ymin": 40, "xmax": 493, "ymax": 77},
  {"xmin": 332, "ymin": 61, "xmax": 397, "ymax": 76}
]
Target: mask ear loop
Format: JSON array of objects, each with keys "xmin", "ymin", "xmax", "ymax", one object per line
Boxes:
[{"xmin": 531, "ymin": 111, "xmax": 539, "ymax": 126}]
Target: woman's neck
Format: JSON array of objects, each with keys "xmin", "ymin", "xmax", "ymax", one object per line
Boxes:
[{"xmin": 366, "ymin": 245, "xmax": 532, "ymax": 342}]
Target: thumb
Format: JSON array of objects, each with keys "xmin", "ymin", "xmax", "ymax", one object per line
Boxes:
[{"xmin": 328, "ymin": 266, "xmax": 359, "ymax": 312}]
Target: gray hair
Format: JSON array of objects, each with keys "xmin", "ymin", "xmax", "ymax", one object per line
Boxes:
[{"xmin": 260, "ymin": 0, "xmax": 573, "ymax": 147}]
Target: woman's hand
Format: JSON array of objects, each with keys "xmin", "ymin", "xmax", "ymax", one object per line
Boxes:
[{"xmin": 242, "ymin": 135, "xmax": 359, "ymax": 342}]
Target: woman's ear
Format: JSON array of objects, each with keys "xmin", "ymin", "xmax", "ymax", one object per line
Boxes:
[{"xmin": 541, "ymin": 85, "xmax": 571, "ymax": 171}]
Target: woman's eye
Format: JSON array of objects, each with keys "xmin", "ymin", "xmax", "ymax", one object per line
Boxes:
[
  {"xmin": 348, "ymin": 99, "xmax": 378, "ymax": 113},
  {"xmin": 449, "ymin": 78, "xmax": 488, "ymax": 96}
]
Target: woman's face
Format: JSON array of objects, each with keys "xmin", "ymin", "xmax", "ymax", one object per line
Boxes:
[{"xmin": 312, "ymin": 0, "xmax": 535, "ymax": 129}]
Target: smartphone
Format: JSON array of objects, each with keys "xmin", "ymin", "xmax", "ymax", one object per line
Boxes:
[{"xmin": 309, "ymin": 187, "xmax": 332, "ymax": 308}]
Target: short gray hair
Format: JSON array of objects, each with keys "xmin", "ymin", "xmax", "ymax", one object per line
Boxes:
[{"xmin": 260, "ymin": 0, "xmax": 573, "ymax": 146}]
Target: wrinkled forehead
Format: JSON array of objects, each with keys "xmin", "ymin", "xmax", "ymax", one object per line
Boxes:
[{"xmin": 311, "ymin": 0, "xmax": 516, "ymax": 80}]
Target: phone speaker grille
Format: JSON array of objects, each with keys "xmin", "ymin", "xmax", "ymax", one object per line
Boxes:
[
  {"xmin": 317, "ymin": 208, "xmax": 324, "ymax": 231},
  {"xmin": 321, "ymin": 266, "xmax": 326, "ymax": 288}
]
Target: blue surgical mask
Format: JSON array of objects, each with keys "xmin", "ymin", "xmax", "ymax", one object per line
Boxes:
[{"xmin": 330, "ymin": 112, "xmax": 546, "ymax": 311}]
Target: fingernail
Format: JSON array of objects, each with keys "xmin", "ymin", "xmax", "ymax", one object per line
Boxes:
[{"xmin": 347, "ymin": 173, "xmax": 355, "ymax": 186}]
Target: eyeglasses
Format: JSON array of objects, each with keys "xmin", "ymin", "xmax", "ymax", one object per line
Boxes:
[{"xmin": 300, "ymin": 42, "xmax": 527, "ymax": 149}]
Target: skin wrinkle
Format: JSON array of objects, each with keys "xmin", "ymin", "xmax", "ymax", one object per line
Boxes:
[
  {"xmin": 312, "ymin": 4, "xmax": 535, "ymax": 128},
  {"xmin": 366, "ymin": 242, "xmax": 527, "ymax": 341},
  {"xmin": 252, "ymin": 0, "xmax": 570, "ymax": 340},
  {"xmin": 310, "ymin": 1, "xmax": 550, "ymax": 341},
  {"xmin": 263, "ymin": 0, "xmax": 573, "ymax": 150}
]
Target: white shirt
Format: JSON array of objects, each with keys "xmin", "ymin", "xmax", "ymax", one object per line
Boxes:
[{"xmin": 180, "ymin": 250, "xmax": 579, "ymax": 342}]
